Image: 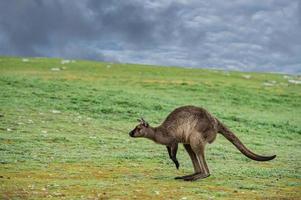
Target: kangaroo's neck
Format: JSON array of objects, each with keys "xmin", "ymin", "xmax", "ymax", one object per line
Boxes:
[{"xmin": 145, "ymin": 126, "xmax": 174, "ymax": 145}]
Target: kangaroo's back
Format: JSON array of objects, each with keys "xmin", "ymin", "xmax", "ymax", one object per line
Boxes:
[
  {"xmin": 162, "ymin": 106, "xmax": 216, "ymax": 127},
  {"xmin": 160, "ymin": 106, "xmax": 218, "ymax": 143}
]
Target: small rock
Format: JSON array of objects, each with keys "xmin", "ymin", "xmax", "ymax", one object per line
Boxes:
[
  {"xmin": 155, "ymin": 191, "xmax": 160, "ymax": 195},
  {"xmin": 51, "ymin": 68, "xmax": 60, "ymax": 71},
  {"xmin": 280, "ymin": 83, "xmax": 288, "ymax": 86},
  {"xmin": 263, "ymin": 82, "xmax": 274, "ymax": 87},
  {"xmin": 22, "ymin": 58, "xmax": 29, "ymax": 62},
  {"xmin": 7, "ymin": 128, "xmax": 12, "ymax": 131},
  {"xmin": 51, "ymin": 110, "xmax": 61, "ymax": 114},
  {"xmin": 53, "ymin": 192, "xmax": 64, "ymax": 196},
  {"xmin": 61, "ymin": 59, "xmax": 70, "ymax": 64},
  {"xmin": 288, "ymin": 79, "xmax": 301, "ymax": 84},
  {"xmin": 242, "ymin": 75, "xmax": 251, "ymax": 79},
  {"xmin": 283, "ymin": 75, "xmax": 290, "ymax": 79}
]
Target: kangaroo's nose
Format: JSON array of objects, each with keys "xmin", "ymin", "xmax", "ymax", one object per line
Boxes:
[{"xmin": 129, "ymin": 131, "xmax": 134, "ymax": 137}]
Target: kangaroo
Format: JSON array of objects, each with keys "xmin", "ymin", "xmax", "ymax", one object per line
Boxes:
[{"xmin": 129, "ymin": 105, "xmax": 276, "ymax": 181}]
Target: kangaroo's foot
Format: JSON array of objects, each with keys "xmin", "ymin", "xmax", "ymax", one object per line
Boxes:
[
  {"xmin": 174, "ymin": 173, "xmax": 198, "ymax": 180},
  {"xmin": 183, "ymin": 173, "xmax": 210, "ymax": 181}
]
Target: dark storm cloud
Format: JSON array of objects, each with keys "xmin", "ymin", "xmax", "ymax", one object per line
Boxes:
[{"xmin": 0, "ymin": 0, "xmax": 300, "ymax": 73}]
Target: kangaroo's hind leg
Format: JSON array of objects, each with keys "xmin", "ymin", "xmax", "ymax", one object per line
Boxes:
[
  {"xmin": 175, "ymin": 144, "xmax": 202, "ymax": 179},
  {"xmin": 183, "ymin": 138, "xmax": 210, "ymax": 181}
]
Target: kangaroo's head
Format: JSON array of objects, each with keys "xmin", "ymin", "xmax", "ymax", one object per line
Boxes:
[{"xmin": 129, "ymin": 118, "xmax": 151, "ymax": 138}]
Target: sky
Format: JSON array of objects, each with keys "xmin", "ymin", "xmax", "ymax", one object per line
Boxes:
[{"xmin": 0, "ymin": 0, "xmax": 300, "ymax": 73}]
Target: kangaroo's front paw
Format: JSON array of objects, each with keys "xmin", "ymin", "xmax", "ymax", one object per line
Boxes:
[{"xmin": 172, "ymin": 159, "xmax": 179, "ymax": 169}]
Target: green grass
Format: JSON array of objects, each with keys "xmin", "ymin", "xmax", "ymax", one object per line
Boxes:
[{"xmin": 0, "ymin": 56, "xmax": 300, "ymax": 199}]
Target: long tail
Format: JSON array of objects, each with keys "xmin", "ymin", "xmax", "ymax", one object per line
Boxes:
[{"xmin": 217, "ymin": 119, "xmax": 276, "ymax": 161}]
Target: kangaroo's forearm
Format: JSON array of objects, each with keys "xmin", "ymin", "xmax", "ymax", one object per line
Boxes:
[
  {"xmin": 166, "ymin": 144, "xmax": 180, "ymax": 169},
  {"xmin": 171, "ymin": 143, "xmax": 179, "ymax": 169}
]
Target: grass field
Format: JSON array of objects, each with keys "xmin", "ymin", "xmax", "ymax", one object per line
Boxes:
[{"xmin": 0, "ymin": 56, "xmax": 300, "ymax": 199}]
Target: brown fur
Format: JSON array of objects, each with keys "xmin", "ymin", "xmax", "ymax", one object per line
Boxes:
[{"xmin": 129, "ymin": 105, "xmax": 276, "ymax": 181}]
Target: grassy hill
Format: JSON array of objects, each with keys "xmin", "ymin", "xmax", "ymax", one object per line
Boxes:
[{"xmin": 0, "ymin": 56, "xmax": 300, "ymax": 199}]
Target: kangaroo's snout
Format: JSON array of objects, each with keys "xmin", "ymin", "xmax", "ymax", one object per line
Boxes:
[{"xmin": 129, "ymin": 130, "xmax": 135, "ymax": 137}]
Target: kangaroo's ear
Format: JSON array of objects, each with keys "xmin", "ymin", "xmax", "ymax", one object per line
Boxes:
[
  {"xmin": 138, "ymin": 117, "xmax": 149, "ymax": 127},
  {"xmin": 141, "ymin": 118, "xmax": 149, "ymax": 127},
  {"xmin": 137, "ymin": 118, "xmax": 144, "ymax": 123},
  {"xmin": 143, "ymin": 121, "xmax": 149, "ymax": 127}
]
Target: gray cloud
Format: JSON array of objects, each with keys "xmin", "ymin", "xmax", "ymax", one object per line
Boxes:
[{"xmin": 0, "ymin": 0, "xmax": 300, "ymax": 73}]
